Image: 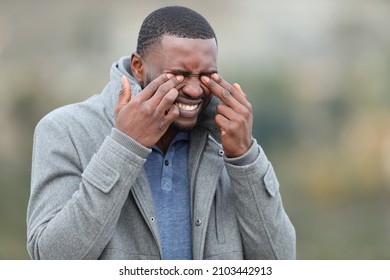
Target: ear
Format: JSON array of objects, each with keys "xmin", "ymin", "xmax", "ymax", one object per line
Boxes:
[{"xmin": 130, "ymin": 52, "xmax": 144, "ymax": 85}]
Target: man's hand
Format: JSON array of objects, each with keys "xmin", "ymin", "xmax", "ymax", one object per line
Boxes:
[
  {"xmin": 201, "ymin": 73, "xmax": 253, "ymax": 158},
  {"xmin": 115, "ymin": 74, "xmax": 184, "ymax": 148}
]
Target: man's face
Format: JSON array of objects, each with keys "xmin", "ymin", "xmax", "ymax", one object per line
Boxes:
[{"xmin": 141, "ymin": 35, "xmax": 218, "ymax": 132}]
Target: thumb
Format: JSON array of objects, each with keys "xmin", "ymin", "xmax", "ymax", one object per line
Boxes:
[
  {"xmin": 119, "ymin": 76, "xmax": 131, "ymax": 104},
  {"xmin": 115, "ymin": 76, "xmax": 131, "ymax": 116}
]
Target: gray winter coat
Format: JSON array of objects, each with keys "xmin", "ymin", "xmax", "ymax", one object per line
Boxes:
[{"xmin": 27, "ymin": 57, "xmax": 296, "ymax": 260}]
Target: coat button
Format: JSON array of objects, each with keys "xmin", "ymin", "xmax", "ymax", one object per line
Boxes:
[{"xmin": 195, "ymin": 219, "xmax": 202, "ymax": 226}]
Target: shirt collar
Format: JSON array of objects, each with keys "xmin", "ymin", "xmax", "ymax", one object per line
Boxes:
[{"xmin": 151, "ymin": 132, "xmax": 189, "ymax": 153}]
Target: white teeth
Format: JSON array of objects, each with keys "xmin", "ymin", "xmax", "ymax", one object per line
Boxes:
[{"xmin": 175, "ymin": 103, "xmax": 198, "ymax": 111}]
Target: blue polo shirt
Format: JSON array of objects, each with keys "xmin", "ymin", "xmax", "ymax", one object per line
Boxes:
[{"xmin": 144, "ymin": 132, "xmax": 192, "ymax": 260}]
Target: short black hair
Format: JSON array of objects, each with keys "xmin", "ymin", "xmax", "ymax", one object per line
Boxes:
[{"xmin": 136, "ymin": 6, "xmax": 217, "ymax": 57}]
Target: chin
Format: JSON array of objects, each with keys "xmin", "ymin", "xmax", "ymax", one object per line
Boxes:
[{"xmin": 170, "ymin": 119, "xmax": 198, "ymax": 132}]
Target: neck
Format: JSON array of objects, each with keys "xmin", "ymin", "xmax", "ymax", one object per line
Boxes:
[{"xmin": 156, "ymin": 127, "xmax": 178, "ymax": 154}]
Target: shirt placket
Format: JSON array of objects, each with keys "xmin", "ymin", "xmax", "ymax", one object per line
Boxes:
[{"xmin": 161, "ymin": 148, "xmax": 174, "ymax": 191}]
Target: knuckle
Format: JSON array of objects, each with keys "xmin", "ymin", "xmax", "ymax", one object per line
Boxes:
[
  {"xmin": 164, "ymin": 94, "xmax": 176, "ymax": 104},
  {"xmin": 141, "ymin": 102, "xmax": 153, "ymax": 113},
  {"xmin": 173, "ymin": 75, "xmax": 184, "ymax": 84},
  {"xmin": 216, "ymin": 103, "xmax": 227, "ymax": 113},
  {"xmin": 158, "ymin": 120, "xmax": 166, "ymax": 132},
  {"xmin": 159, "ymin": 85, "xmax": 171, "ymax": 94},
  {"xmin": 239, "ymin": 108, "xmax": 251, "ymax": 121},
  {"xmin": 147, "ymin": 81, "xmax": 159, "ymax": 93},
  {"xmin": 161, "ymin": 74, "xmax": 170, "ymax": 82},
  {"xmin": 221, "ymin": 89, "xmax": 230, "ymax": 98},
  {"xmin": 227, "ymin": 85, "xmax": 235, "ymax": 94},
  {"xmin": 167, "ymin": 106, "xmax": 180, "ymax": 119},
  {"xmin": 172, "ymin": 107, "xmax": 180, "ymax": 117},
  {"xmin": 214, "ymin": 115, "xmax": 224, "ymax": 126},
  {"xmin": 229, "ymin": 122, "xmax": 239, "ymax": 132},
  {"xmin": 162, "ymin": 89, "xmax": 178, "ymax": 104},
  {"xmin": 238, "ymin": 115, "xmax": 247, "ymax": 126},
  {"xmin": 206, "ymin": 79, "xmax": 217, "ymax": 88},
  {"xmin": 214, "ymin": 74, "xmax": 222, "ymax": 83}
]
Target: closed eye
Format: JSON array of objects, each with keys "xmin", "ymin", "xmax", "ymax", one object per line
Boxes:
[{"xmin": 165, "ymin": 70, "xmax": 218, "ymax": 79}]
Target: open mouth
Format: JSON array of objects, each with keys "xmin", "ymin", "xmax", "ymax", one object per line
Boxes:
[{"xmin": 175, "ymin": 102, "xmax": 199, "ymax": 111}]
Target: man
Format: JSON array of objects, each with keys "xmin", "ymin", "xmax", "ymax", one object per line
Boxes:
[{"xmin": 27, "ymin": 6, "xmax": 296, "ymax": 260}]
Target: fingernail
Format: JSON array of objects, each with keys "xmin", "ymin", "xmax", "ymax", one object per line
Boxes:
[
  {"xmin": 201, "ymin": 76, "xmax": 209, "ymax": 82},
  {"xmin": 176, "ymin": 75, "xmax": 184, "ymax": 82},
  {"xmin": 167, "ymin": 73, "xmax": 173, "ymax": 79},
  {"xmin": 233, "ymin": 83, "xmax": 241, "ymax": 90},
  {"xmin": 211, "ymin": 73, "xmax": 219, "ymax": 80}
]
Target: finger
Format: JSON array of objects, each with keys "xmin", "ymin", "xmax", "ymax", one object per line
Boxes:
[
  {"xmin": 136, "ymin": 73, "xmax": 172, "ymax": 101},
  {"xmin": 211, "ymin": 73, "xmax": 250, "ymax": 105},
  {"xmin": 120, "ymin": 76, "xmax": 132, "ymax": 102},
  {"xmin": 201, "ymin": 75, "xmax": 236, "ymax": 106},
  {"xmin": 148, "ymin": 74, "xmax": 184, "ymax": 107},
  {"xmin": 233, "ymin": 83, "xmax": 247, "ymax": 98},
  {"xmin": 115, "ymin": 76, "xmax": 132, "ymax": 116},
  {"xmin": 156, "ymin": 104, "xmax": 180, "ymax": 132},
  {"xmin": 215, "ymin": 114, "xmax": 230, "ymax": 136},
  {"xmin": 216, "ymin": 103, "xmax": 236, "ymax": 121},
  {"xmin": 164, "ymin": 104, "xmax": 180, "ymax": 124},
  {"xmin": 155, "ymin": 87, "xmax": 179, "ymax": 116},
  {"xmin": 217, "ymin": 103, "xmax": 251, "ymax": 135},
  {"xmin": 208, "ymin": 73, "xmax": 241, "ymax": 102},
  {"xmin": 140, "ymin": 73, "xmax": 183, "ymax": 102}
]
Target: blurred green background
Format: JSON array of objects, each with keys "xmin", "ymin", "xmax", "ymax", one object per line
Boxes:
[{"xmin": 1, "ymin": 0, "xmax": 390, "ymax": 259}]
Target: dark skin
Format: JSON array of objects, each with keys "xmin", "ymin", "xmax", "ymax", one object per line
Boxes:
[{"xmin": 115, "ymin": 35, "xmax": 253, "ymax": 157}]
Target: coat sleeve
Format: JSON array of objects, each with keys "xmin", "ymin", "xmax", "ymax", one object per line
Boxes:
[
  {"xmin": 224, "ymin": 139, "xmax": 296, "ymax": 259},
  {"xmin": 27, "ymin": 116, "xmax": 148, "ymax": 259}
]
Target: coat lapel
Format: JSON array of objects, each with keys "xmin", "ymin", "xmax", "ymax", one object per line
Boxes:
[
  {"xmin": 189, "ymin": 129, "xmax": 224, "ymax": 259},
  {"xmin": 131, "ymin": 170, "xmax": 162, "ymax": 258}
]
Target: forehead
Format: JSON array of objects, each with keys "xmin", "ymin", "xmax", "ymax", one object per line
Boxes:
[
  {"xmin": 160, "ymin": 35, "xmax": 217, "ymax": 52},
  {"xmin": 147, "ymin": 35, "xmax": 218, "ymax": 70}
]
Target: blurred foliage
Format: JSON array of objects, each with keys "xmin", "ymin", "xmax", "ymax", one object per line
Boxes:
[{"xmin": 1, "ymin": 0, "xmax": 390, "ymax": 259}]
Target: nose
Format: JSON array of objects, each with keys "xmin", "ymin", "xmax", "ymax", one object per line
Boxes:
[{"xmin": 181, "ymin": 76, "xmax": 203, "ymax": 98}]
